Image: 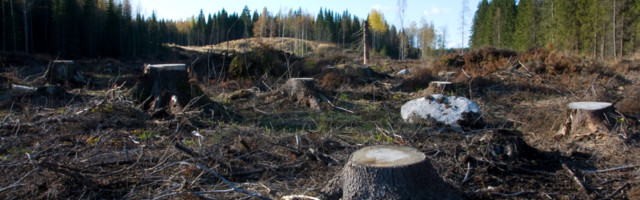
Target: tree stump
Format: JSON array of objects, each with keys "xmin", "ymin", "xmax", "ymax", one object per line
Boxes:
[
  {"xmin": 133, "ymin": 64, "xmax": 206, "ymax": 117},
  {"xmin": 558, "ymin": 102, "xmax": 616, "ymax": 136},
  {"xmin": 421, "ymin": 81, "xmax": 454, "ymax": 96},
  {"xmin": 279, "ymin": 78, "xmax": 320, "ymax": 110},
  {"xmin": 44, "ymin": 60, "xmax": 86, "ymax": 86},
  {"xmin": 321, "ymin": 145, "xmax": 462, "ymax": 200}
]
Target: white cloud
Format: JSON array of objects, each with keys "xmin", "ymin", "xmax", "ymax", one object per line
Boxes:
[
  {"xmin": 423, "ymin": 5, "xmax": 451, "ymax": 16},
  {"xmin": 372, "ymin": 4, "xmax": 394, "ymax": 11}
]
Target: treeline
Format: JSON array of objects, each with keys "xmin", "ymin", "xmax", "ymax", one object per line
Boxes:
[
  {"xmin": 470, "ymin": 0, "xmax": 640, "ymax": 60},
  {"xmin": 1, "ymin": 0, "xmax": 440, "ymax": 59},
  {"xmin": 2, "ymin": 0, "xmax": 173, "ymax": 58}
]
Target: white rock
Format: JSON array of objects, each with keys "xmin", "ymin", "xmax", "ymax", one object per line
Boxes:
[
  {"xmin": 401, "ymin": 94, "xmax": 481, "ymax": 126},
  {"xmin": 396, "ymin": 69, "xmax": 410, "ymax": 76}
]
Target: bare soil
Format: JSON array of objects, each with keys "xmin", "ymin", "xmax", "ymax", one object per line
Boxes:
[{"xmin": 1, "ymin": 47, "xmax": 639, "ymax": 199}]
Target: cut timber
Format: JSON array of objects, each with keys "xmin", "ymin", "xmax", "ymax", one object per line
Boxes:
[
  {"xmin": 559, "ymin": 102, "xmax": 616, "ymax": 136},
  {"xmin": 421, "ymin": 81, "xmax": 454, "ymax": 96},
  {"xmin": 321, "ymin": 145, "xmax": 462, "ymax": 200},
  {"xmin": 133, "ymin": 64, "xmax": 209, "ymax": 117},
  {"xmin": 279, "ymin": 78, "xmax": 320, "ymax": 110},
  {"xmin": 44, "ymin": 60, "xmax": 86, "ymax": 86}
]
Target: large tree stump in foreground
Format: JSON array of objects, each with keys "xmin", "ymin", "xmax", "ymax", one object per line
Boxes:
[
  {"xmin": 134, "ymin": 64, "xmax": 206, "ymax": 117},
  {"xmin": 321, "ymin": 145, "xmax": 462, "ymax": 200},
  {"xmin": 558, "ymin": 102, "xmax": 616, "ymax": 136},
  {"xmin": 44, "ymin": 60, "xmax": 86, "ymax": 86},
  {"xmin": 279, "ymin": 78, "xmax": 320, "ymax": 110}
]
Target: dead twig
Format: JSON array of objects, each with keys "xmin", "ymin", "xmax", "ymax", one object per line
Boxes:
[
  {"xmin": 231, "ymin": 161, "xmax": 306, "ymax": 176},
  {"xmin": 489, "ymin": 190, "xmax": 535, "ymax": 197},
  {"xmin": 196, "ymin": 163, "xmax": 272, "ymax": 200},
  {"xmin": 605, "ymin": 183, "xmax": 629, "ymax": 199},
  {"xmin": 152, "ymin": 188, "xmax": 235, "ymax": 200},
  {"xmin": 39, "ymin": 161, "xmax": 94, "ymax": 188},
  {"xmin": 173, "ymin": 142, "xmax": 271, "ymax": 199},
  {"xmin": 0, "ymin": 168, "xmax": 38, "ymax": 193},
  {"xmin": 319, "ymin": 94, "xmax": 354, "ymax": 113},
  {"xmin": 582, "ymin": 164, "xmax": 639, "ymax": 174},
  {"xmin": 562, "ymin": 162, "xmax": 589, "ymax": 194},
  {"xmin": 461, "ymin": 162, "xmax": 472, "ymax": 184}
]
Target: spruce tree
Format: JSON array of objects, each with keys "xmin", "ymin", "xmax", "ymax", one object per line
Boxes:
[
  {"xmin": 470, "ymin": 0, "xmax": 490, "ymax": 48},
  {"xmin": 513, "ymin": 0, "xmax": 536, "ymax": 51}
]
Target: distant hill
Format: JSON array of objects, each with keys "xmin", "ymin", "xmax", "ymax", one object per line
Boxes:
[{"xmin": 175, "ymin": 37, "xmax": 344, "ymax": 57}]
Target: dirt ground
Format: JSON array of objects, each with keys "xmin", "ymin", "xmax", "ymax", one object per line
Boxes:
[{"xmin": 1, "ymin": 47, "xmax": 639, "ymax": 199}]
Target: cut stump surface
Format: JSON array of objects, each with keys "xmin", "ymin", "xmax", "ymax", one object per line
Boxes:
[
  {"xmin": 321, "ymin": 145, "xmax": 462, "ymax": 200},
  {"xmin": 559, "ymin": 101, "xmax": 616, "ymax": 136}
]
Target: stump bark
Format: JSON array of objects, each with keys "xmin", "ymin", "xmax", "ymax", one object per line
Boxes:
[
  {"xmin": 559, "ymin": 102, "xmax": 616, "ymax": 136},
  {"xmin": 422, "ymin": 81, "xmax": 454, "ymax": 96},
  {"xmin": 279, "ymin": 78, "xmax": 320, "ymax": 110},
  {"xmin": 133, "ymin": 64, "xmax": 205, "ymax": 117},
  {"xmin": 44, "ymin": 60, "xmax": 86, "ymax": 85},
  {"xmin": 321, "ymin": 145, "xmax": 462, "ymax": 200}
]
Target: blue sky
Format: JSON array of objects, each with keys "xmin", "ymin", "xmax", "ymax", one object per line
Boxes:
[{"xmin": 135, "ymin": 0, "xmax": 481, "ymax": 48}]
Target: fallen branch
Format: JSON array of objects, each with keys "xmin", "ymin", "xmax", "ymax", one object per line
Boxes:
[
  {"xmin": 582, "ymin": 164, "xmax": 639, "ymax": 174},
  {"xmin": 605, "ymin": 183, "xmax": 629, "ymax": 199},
  {"xmin": 282, "ymin": 195, "xmax": 320, "ymax": 200},
  {"xmin": 195, "ymin": 163, "xmax": 272, "ymax": 200},
  {"xmin": 562, "ymin": 162, "xmax": 588, "ymax": 194},
  {"xmin": 461, "ymin": 162, "xmax": 472, "ymax": 184},
  {"xmin": 489, "ymin": 190, "xmax": 534, "ymax": 197},
  {"xmin": 475, "ymin": 158, "xmax": 555, "ymax": 175},
  {"xmin": 152, "ymin": 188, "xmax": 235, "ymax": 200},
  {"xmin": 461, "ymin": 68, "xmax": 471, "ymax": 78},
  {"xmin": 319, "ymin": 94, "xmax": 354, "ymax": 113},
  {"xmin": 172, "ymin": 142, "xmax": 272, "ymax": 199},
  {"xmin": 39, "ymin": 161, "xmax": 94, "ymax": 188},
  {"xmin": 0, "ymin": 168, "xmax": 37, "ymax": 192},
  {"xmin": 174, "ymin": 142, "xmax": 202, "ymax": 158},
  {"xmin": 231, "ymin": 161, "xmax": 305, "ymax": 176}
]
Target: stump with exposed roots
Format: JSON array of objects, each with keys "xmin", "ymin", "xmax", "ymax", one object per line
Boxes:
[
  {"xmin": 133, "ymin": 64, "xmax": 222, "ymax": 118},
  {"xmin": 558, "ymin": 102, "xmax": 617, "ymax": 136},
  {"xmin": 43, "ymin": 60, "xmax": 86, "ymax": 86},
  {"xmin": 321, "ymin": 145, "xmax": 462, "ymax": 200},
  {"xmin": 279, "ymin": 78, "xmax": 320, "ymax": 110}
]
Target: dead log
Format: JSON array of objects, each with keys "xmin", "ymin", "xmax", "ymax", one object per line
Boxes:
[
  {"xmin": 558, "ymin": 102, "xmax": 616, "ymax": 136},
  {"xmin": 321, "ymin": 145, "xmax": 462, "ymax": 200},
  {"xmin": 11, "ymin": 84, "xmax": 66, "ymax": 97},
  {"xmin": 279, "ymin": 78, "xmax": 320, "ymax": 110},
  {"xmin": 43, "ymin": 60, "xmax": 86, "ymax": 86}
]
